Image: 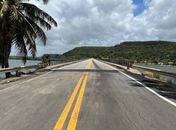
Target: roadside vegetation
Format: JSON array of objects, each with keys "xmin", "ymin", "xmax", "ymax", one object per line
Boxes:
[{"xmin": 0, "ymin": 0, "xmax": 57, "ymax": 78}]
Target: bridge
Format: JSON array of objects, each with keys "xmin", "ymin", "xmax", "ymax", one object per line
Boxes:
[{"xmin": 0, "ymin": 59, "xmax": 176, "ymax": 130}]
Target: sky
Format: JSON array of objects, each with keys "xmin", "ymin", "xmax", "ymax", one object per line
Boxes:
[{"xmin": 11, "ymin": 0, "xmax": 176, "ymax": 56}]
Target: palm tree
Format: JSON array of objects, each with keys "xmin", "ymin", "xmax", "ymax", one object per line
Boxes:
[{"xmin": 0, "ymin": 0, "xmax": 57, "ymax": 78}]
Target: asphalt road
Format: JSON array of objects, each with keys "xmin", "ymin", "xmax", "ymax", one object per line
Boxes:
[{"xmin": 0, "ymin": 59, "xmax": 176, "ymax": 130}]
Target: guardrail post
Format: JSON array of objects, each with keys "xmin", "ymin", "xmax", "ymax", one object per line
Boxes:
[
  {"xmin": 127, "ymin": 63, "xmax": 130, "ymax": 70},
  {"xmin": 16, "ymin": 70, "xmax": 19, "ymax": 76}
]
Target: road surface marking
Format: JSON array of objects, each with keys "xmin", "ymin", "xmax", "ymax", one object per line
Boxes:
[
  {"xmin": 53, "ymin": 59, "xmax": 92, "ymax": 130},
  {"xmin": 86, "ymin": 59, "xmax": 92, "ymax": 69},
  {"xmin": 99, "ymin": 59, "xmax": 176, "ymax": 108},
  {"xmin": 53, "ymin": 74, "xmax": 84, "ymax": 130},
  {"xmin": 67, "ymin": 73, "xmax": 88, "ymax": 130},
  {"xmin": 67, "ymin": 60, "xmax": 92, "ymax": 130}
]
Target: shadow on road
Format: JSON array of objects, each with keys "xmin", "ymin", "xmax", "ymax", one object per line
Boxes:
[{"xmin": 51, "ymin": 69, "xmax": 120, "ymax": 73}]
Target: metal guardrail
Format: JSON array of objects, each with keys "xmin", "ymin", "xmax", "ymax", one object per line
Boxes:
[
  {"xmin": 0, "ymin": 60, "xmax": 79, "ymax": 76},
  {"xmin": 101, "ymin": 59, "xmax": 176, "ymax": 78},
  {"xmin": 100, "ymin": 59, "xmax": 176, "ymax": 85},
  {"xmin": 132, "ymin": 65, "xmax": 176, "ymax": 78},
  {"xmin": 0, "ymin": 64, "xmax": 46, "ymax": 74}
]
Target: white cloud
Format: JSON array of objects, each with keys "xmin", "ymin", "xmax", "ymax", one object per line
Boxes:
[
  {"xmin": 138, "ymin": 0, "xmax": 176, "ymax": 40},
  {"xmin": 11, "ymin": 0, "xmax": 176, "ymax": 56}
]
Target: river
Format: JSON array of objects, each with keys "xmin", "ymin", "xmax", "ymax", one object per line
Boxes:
[
  {"xmin": 7, "ymin": 59, "xmax": 41, "ymax": 67},
  {"xmin": 135, "ymin": 64, "xmax": 176, "ymax": 73}
]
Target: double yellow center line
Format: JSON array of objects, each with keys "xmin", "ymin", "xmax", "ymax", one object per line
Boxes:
[{"xmin": 53, "ymin": 60, "xmax": 93, "ymax": 130}]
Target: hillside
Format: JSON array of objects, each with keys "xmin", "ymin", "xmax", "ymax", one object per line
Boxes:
[
  {"xmin": 62, "ymin": 47, "xmax": 111, "ymax": 59},
  {"xmin": 60, "ymin": 41, "xmax": 176, "ymax": 64}
]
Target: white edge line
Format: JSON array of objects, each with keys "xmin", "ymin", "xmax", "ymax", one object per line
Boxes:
[{"xmin": 100, "ymin": 60, "xmax": 176, "ymax": 108}]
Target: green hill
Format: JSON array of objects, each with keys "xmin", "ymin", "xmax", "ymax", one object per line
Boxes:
[
  {"xmin": 62, "ymin": 46, "xmax": 111, "ymax": 59},
  {"xmin": 60, "ymin": 41, "xmax": 176, "ymax": 64}
]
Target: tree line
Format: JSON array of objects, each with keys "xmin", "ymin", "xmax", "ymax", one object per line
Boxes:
[{"xmin": 59, "ymin": 41, "xmax": 176, "ymax": 65}]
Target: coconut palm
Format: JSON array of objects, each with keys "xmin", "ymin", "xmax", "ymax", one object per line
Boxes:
[{"xmin": 0, "ymin": 0, "xmax": 57, "ymax": 78}]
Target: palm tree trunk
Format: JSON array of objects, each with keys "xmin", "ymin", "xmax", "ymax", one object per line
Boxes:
[
  {"xmin": 4, "ymin": 58, "xmax": 11, "ymax": 78},
  {"xmin": 2, "ymin": 36, "xmax": 11, "ymax": 78},
  {"xmin": 1, "ymin": 50, "xmax": 11, "ymax": 78},
  {"xmin": 5, "ymin": 42, "xmax": 11, "ymax": 78}
]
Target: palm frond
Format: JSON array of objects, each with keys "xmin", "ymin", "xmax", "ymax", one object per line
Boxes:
[
  {"xmin": 25, "ymin": 14, "xmax": 52, "ymax": 30},
  {"xmin": 25, "ymin": 16, "xmax": 47, "ymax": 45},
  {"xmin": 40, "ymin": 0, "xmax": 49, "ymax": 4},
  {"xmin": 0, "ymin": 0, "xmax": 8, "ymax": 17},
  {"xmin": 14, "ymin": 34, "xmax": 28, "ymax": 64},
  {"xmin": 25, "ymin": 30, "xmax": 37, "ymax": 57},
  {"xmin": 17, "ymin": 10, "xmax": 36, "ymax": 34},
  {"xmin": 11, "ymin": 5, "xmax": 18, "ymax": 19},
  {"xmin": 19, "ymin": 3, "xmax": 57, "ymax": 27}
]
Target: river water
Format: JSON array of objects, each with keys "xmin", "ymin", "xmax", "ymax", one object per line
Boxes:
[
  {"xmin": 135, "ymin": 64, "xmax": 176, "ymax": 73},
  {"xmin": 7, "ymin": 60, "xmax": 41, "ymax": 67}
]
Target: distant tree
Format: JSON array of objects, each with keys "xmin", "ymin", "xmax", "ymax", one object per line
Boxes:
[
  {"xmin": 162, "ymin": 59, "xmax": 169, "ymax": 65},
  {"xmin": 41, "ymin": 54, "xmax": 51, "ymax": 64},
  {"xmin": 173, "ymin": 60, "xmax": 176, "ymax": 66}
]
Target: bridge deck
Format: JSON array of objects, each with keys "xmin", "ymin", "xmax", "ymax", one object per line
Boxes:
[{"xmin": 0, "ymin": 59, "xmax": 176, "ymax": 130}]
